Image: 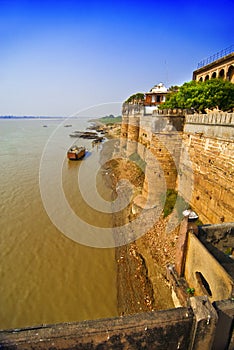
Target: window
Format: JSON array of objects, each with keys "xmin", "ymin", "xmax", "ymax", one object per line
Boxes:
[{"xmin": 195, "ymin": 272, "xmax": 212, "ymax": 296}]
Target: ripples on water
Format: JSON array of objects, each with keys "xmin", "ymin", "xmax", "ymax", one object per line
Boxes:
[{"xmin": 0, "ymin": 119, "xmax": 117, "ymax": 329}]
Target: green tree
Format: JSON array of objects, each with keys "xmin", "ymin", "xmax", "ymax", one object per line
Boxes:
[
  {"xmin": 125, "ymin": 93, "xmax": 145, "ymax": 103},
  {"xmin": 160, "ymin": 79, "xmax": 234, "ymax": 112}
]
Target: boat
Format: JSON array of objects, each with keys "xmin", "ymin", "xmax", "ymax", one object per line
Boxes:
[
  {"xmin": 69, "ymin": 131, "xmax": 99, "ymax": 139},
  {"xmin": 67, "ymin": 145, "xmax": 86, "ymax": 160},
  {"xmin": 92, "ymin": 136, "xmax": 104, "ymax": 144}
]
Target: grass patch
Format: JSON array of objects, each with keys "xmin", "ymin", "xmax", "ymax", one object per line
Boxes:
[
  {"xmin": 162, "ymin": 189, "xmax": 189, "ymax": 218},
  {"xmin": 163, "ymin": 189, "xmax": 178, "ymax": 217},
  {"xmin": 129, "ymin": 152, "xmax": 146, "ymax": 172}
]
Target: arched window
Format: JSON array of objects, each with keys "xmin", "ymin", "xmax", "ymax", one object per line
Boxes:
[
  {"xmin": 211, "ymin": 72, "xmax": 217, "ymax": 79},
  {"xmin": 199, "ymin": 77, "xmax": 203, "ymax": 82},
  {"xmin": 205, "ymin": 75, "xmax": 209, "ymax": 81},
  {"xmin": 219, "ymin": 69, "xmax": 225, "ymax": 79},
  {"xmin": 227, "ymin": 65, "xmax": 234, "ymax": 83}
]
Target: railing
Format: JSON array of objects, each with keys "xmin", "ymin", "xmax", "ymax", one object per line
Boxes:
[{"xmin": 197, "ymin": 45, "xmax": 234, "ymax": 69}]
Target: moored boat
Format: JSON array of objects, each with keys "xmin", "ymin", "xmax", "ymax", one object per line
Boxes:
[
  {"xmin": 67, "ymin": 145, "xmax": 86, "ymax": 160},
  {"xmin": 69, "ymin": 131, "xmax": 99, "ymax": 139}
]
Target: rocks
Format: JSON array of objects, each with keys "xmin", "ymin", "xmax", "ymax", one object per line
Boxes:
[{"xmin": 108, "ymin": 156, "xmax": 179, "ymax": 316}]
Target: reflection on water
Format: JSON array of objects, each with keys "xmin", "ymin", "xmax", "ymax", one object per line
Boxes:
[{"xmin": 0, "ymin": 119, "xmax": 117, "ymax": 329}]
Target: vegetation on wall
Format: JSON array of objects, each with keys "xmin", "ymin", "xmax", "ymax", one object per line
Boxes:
[
  {"xmin": 159, "ymin": 79, "xmax": 234, "ymax": 112},
  {"xmin": 125, "ymin": 93, "xmax": 145, "ymax": 103},
  {"xmin": 162, "ymin": 189, "xmax": 190, "ymax": 219}
]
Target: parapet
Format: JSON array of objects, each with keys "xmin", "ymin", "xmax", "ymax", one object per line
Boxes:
[
  {"xmin": 2, "ymin": 296, "xmax": 233, "ymax": 349},
  {"xmin": 184, "ymin": 112, "xmax": 234, "ymax": 139}
]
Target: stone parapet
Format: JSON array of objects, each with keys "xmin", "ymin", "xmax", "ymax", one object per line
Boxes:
[
  {"xmin": 122, "ymin": 103, "xmax": 145, "ymax": 117},
  {"xmin": 154, "ymin": 108, "xmax": 194, "ymax": 116},
  {"xmin": 185, "ymin": 113, "xmax": 234, "ymax": 139},
  {"xmin": 1, "ymin": 297, "xmax": 230, "ymax": 350}
]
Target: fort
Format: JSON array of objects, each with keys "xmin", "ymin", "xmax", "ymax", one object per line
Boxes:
[
  {"xmin": 120, "ymin": 104, "xmax": 234, "ymax": 224},
  {"xmin": 193, "ymin": 45, "xmax": 234, "ymax": 82},
  {"xmin": 0, "ymin": 50, "xmax": 234, "ymax": 349}
]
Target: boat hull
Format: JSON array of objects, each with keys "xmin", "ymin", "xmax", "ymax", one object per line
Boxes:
[{"xmin": 67, "ymin": 146, "xmax": 86, "ymax": 160}]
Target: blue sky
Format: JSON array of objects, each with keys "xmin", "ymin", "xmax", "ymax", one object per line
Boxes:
[{"xmin": 0, "ymin": 0, "xmax": 233, "ymax": 116}]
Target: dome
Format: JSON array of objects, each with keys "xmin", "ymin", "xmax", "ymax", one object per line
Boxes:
[{"xmin": 150, "ymin": 82, "xmax": 168, "ymax": 93}]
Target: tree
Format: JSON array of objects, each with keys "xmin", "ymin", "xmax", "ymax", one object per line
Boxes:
[
  {"xmin": 159, "ymin": 79, "xmax": 234, "ymax": 112},
  {"xmin": 125, "ymin": 93, "xmax": 145, "ymax": 104},
  {"xmin": 168, "ymin": 85, "xmax": 180, "ymax": 92}
]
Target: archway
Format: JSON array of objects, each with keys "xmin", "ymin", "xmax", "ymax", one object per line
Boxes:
[
  {"xmin": 211, "ymin": 72, "xmax": 217, "ymax": 79},
  {"xmin": 219, "ymin": 68, "xmax": 225, "ymax": 79},
  {"xmin": 227, "ymin": 65, "xmax": 234, "ymax": 82},
  {"xmin": 205, "ymin": 75, "xmax": 209, "ymax": 81}
]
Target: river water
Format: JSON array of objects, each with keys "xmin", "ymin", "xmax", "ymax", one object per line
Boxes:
[{"xmin": 0, "ymin": 118, "xmax": 117, "ymax": 329}]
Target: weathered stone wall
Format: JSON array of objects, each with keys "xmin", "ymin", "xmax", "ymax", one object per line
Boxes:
[
  {"xmin": 120, "ymin": 107, "xmax": 234, "ymax": 223},
  {"xmin": 0, "ymin": 297, "xmax": 224, "ymax": 350},
  {"xmin": 180, "ymin": 113, "xmax": 234, "ymax": 223},
  {"xmin": 120, "ymin": 115, "xmax": 129, "ymax": 150}
]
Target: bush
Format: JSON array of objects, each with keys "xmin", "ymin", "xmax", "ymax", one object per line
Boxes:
[{"xmin": 160, "ymin": 79, "xmax": 234, "ymax": 113}]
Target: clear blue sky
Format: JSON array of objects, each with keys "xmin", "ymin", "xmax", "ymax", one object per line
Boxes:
[{"xmin": 0, "ymin": 0, "xmax": 233, "ymax": 116}]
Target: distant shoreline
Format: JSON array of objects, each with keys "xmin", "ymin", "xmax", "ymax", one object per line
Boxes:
[
  {"xmin": 89, "ymin": 116, "xmax": 122, "ymax": 125},
  {"xmin": 0, "ymin": 116, "xmax": 65, "ymax": 119}
]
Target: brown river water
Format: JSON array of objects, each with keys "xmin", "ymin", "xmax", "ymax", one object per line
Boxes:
[{"xmin": 0, "ymin": 118, "xmax": 118, "ymax": 329}]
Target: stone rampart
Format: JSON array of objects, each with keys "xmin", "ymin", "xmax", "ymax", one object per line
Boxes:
[{"xmin": 120, "ymin": 104, "xmax": 234, "ymax": 224}]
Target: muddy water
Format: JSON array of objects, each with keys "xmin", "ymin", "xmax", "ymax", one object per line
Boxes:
[{"xmin": 0, "ymin": 118, "xmax": 117, "ymax": 329}]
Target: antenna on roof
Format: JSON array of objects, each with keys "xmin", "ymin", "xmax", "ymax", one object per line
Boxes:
[{"xmin": 164, "ymin": 60, "xmax": 169, "ymax": 87}]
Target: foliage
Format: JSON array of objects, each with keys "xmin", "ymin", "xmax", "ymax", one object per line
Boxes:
[
  {"xmin": 186, "ymin": 287, "xmax": 195, "ymax": 295},
  {"xmin": 162, "ymin": 189, "xmax": 190, "ymax": 218},
  {"xmin": 159, "ymin": 79, "xmax": 234, "ymax": 113},
  {"xmin": 125, "ymin": 93, "xmax": 145, "ymax": 103},
  {"xmin": 168, "ymin": 85, "xmax": 180, "ymax": 92},
  {"xmin": 225, "ymin": 247, "xmax": 233, "ymax": 255},
  {"xmin": 162, "ymin": 189, "xmax": 178, "ymax": 218}
]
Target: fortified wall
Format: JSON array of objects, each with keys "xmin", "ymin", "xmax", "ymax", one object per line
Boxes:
[
  {"xmin": 120, "ymin": 104, "xmax": 234, "ymax": 224},
  {"xmin": 180, "ymin": 112, "xmax": 234, "ymax": 223}
]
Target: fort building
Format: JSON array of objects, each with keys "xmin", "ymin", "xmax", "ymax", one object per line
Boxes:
[
  {"xmin": 144, "ymin": 82, "xmax": 169, "ymax": 107},
  {"xmin": 192, "ymin": 45, "xmax": 234, "ymax": 82}
]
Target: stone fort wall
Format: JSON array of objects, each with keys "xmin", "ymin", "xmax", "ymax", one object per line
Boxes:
[{"xmin": 120, "ymin": 106, "xmax": 234, "ymax": 224}]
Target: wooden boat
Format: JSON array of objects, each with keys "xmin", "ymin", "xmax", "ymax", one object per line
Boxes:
[
  {"xmin": 67, "ymin": 145, "xmax": 86, "ymax": 160},
  {"xmin": 69, "ymin": 131, "xmax": 98, "ymax": 139},
  {"xmin": 92, "ymin": 136, "xmax": 104, "ymax": 144}
]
